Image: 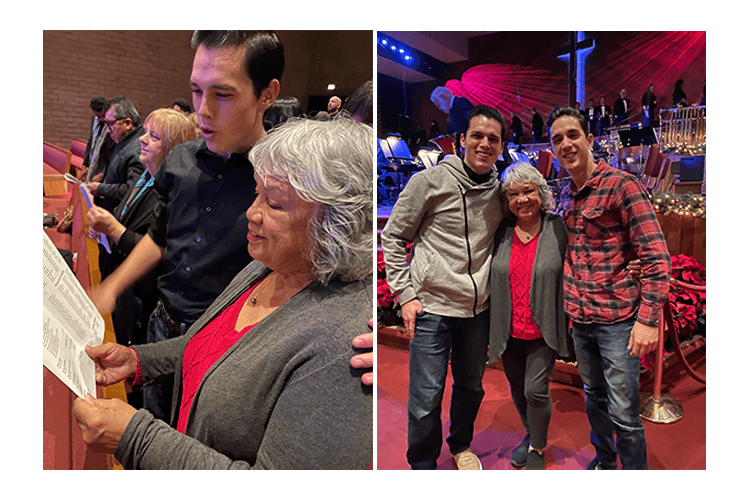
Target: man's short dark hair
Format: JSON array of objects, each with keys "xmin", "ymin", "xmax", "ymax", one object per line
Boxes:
[
  {"xmin": 108, "ymin": 96, "xmax": 141, "ymax": 128},
  {"xmin": 547, "ymin": 106, "xmax": 587, "ymax": 136},
  {"xmin": 90, "ymin": 96, "xmax": 108, "ymax": 113},
  {"xmin": 190, "ymin": 30, "xmax": 285, "ymax": 98},
  {"xmin": 342, "ymin": 80, "xmax": 373, "ymax": 125},
  {"xmin": 173, "ymin": 98, "xmax": 191, "ymax": 113},
  {"xmin": 465, "ymin": 104, "xmax": 505, "ymax": 139}
]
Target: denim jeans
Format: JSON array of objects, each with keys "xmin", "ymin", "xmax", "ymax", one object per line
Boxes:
[
  {"xmin": 571, "ymin": 316, "xmax": 648, "ymax": 470},
  {"xmin": 142, "ymin": 308, "xmax": 188, "ymax": 422},
  {"xmin": 406, "ymin": 310, "xmax": 489, "ymax": 470}
]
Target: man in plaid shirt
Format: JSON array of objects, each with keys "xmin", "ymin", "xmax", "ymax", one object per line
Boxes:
[{"xmin": 549, "ymin": 107, "xmax": 671, "ymax": 470}]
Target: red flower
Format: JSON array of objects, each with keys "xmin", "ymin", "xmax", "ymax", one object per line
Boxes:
[
  {"xmin": 377, "ymin": 252, "xmax": 386, "ymax": 273},
  {"xmin": 377, "ymin": 275, "xmax": 395, "ymax": 305},
  {"xmin": 666, "ymin": 253, "xmax": 706, "ymax": 338}
]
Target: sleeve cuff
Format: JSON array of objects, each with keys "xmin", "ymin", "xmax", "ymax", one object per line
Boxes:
[{"xmin": 129, "ymin": 347, "xmax": 143, "ymax": 386}]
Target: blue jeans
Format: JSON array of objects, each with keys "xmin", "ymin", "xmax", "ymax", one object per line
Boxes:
[
  {"xmin": 406, "ymin": 310, "xmax": 489, "ymax": 470},
  {"xmin": 142, "ymin": 308, "xmax": 188, "ymax": 422},
  {"xmin": 571, "ymin": 316, "xmax": 648, "ymax": 470}
]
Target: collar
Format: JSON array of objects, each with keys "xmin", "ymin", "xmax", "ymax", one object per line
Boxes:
[
  {"xmin": 110, "ymin": 125, "xmax": 143, "ymax": 152},
  {"xmin": 196, "ymin": 138, "xmax": 253, "ymax": 175},
  {"xmin": 569, "ymin": 161, "xmax": 607, "ymax": 196},
  {"xmin": 462, "ymin": 159, "xmax": 492, "ymax": 184}
]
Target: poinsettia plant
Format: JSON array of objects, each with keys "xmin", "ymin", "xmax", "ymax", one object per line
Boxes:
[
  {"xmin": 376, "ymin": 243, "xmax": 413, "ymax": 325},
  {"xmin": 642, "ymin": 254, "xmax": 706, "ymax": 371},
  {"xmin": 635, "ymin": 253, "xmax": 707, "ymax": 372},
  {"xmin": 377, "ymin": 251, "xmax": 401, "ymax": 324},
  {"xmin": 668, "ymin": 254, "xmax": 706, "ymax": 340}
]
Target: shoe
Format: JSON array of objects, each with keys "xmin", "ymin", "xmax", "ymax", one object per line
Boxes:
[
  {"xmin": 452, "ymin": 449, "xmax": 482, "ymax": 470},
  {"xmin": 586, "ymin": 458, "xmax": 615, "ymax": 470},
  {"xmin": 510, "ymin": 435, "xmax": 530, "ymax": 468},
  {"xmin": 526, "ymin": 449, "xmax": 545, "ymax": 470}
]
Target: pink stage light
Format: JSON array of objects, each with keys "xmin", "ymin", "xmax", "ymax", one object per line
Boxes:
[
  {"xmin": 446, "ymin": 64, "xmax": 567, "ymax": 127},
  {"xmin": 444, "ymin": 32, "xmax": 705, "ymax": 127}
]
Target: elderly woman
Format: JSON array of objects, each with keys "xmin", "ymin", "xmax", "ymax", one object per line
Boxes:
[
  {"xmin": 73, "ymin": 118, "xmax": 373, "ymax": 469},
  {"xmin": 488, "ymin": 162, "xmax": 571, "ymax": 470},
  {"xmin": 88, "ymin": 109, "xmax": 199, "ymax": 351}
]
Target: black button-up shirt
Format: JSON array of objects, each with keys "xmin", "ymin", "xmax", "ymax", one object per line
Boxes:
[{"xmin": 148, "ymin": 137, "xmax": 257, "ymax": 324}]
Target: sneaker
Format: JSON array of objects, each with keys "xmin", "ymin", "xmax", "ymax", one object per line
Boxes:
[
  {"xmin": 526, "ymin": 449, "xmax": 545, "ymax": 470},
  {"xmin": 510, "ymin": 435, "xmax": 530, "ymax": 468},
  {"xmin": 452, "ymin": 449, "xmax": 482, "ymax": 470},
  {"xmin": 586, "ymin": 458, "xmax": 615, "ymax": 470}
]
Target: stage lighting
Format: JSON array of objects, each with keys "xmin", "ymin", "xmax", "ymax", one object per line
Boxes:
[{"xmin": 375, "ymin": 31, "xmax": 447, "ymax": 79}]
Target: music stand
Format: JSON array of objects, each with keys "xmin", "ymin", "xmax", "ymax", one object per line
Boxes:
[
  {"xmin": 618, "ymin": 126, "xmax": 657, "ymax": 176},
  {"xmin": 384, "ymin": 134, "xmax": 418, "ymax": 187},
  {"xmin": 618, "ymin": 126, "xmax": 657, "ymax": 147}
]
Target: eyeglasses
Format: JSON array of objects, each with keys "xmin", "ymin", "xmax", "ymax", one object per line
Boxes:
[{"xmin": 104, "ymin": 117, "xmax": 125, "ymax": 129}]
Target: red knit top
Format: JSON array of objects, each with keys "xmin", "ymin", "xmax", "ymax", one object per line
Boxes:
[
  {"xmin": 509, "ymin": 229, "xmax": 543, "ymax": 340},
  {"xmin": 176, "ymin": 284, "xmax": 259, "ymax": 433},
  {"xmin": 130, "ymin": 281, "xmax": 260, "ymax": 433}
]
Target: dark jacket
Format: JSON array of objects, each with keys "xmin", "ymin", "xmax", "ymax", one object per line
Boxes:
[{"xmin": 96, "ymin": 125, "xmax": 145, "ymax": 213}]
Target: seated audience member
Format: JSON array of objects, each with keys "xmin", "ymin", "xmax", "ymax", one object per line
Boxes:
[
  {"xmin": 328, "ymin": 95, "xmax": 342, "ymax": 120},
  {"xmin": 73, "ymin": 118, "xmax": 373, "ymax": 470},
  {"xmin": 88, "ymin": 109, "xmax": 200, "ymax": 364},
  {"xmin": 313, "ymin": 110, "xmax": 331, "ymax": 121},
  {"xmin": 87, "ymin": 96, "xmax": 146, "ymax": 214}
]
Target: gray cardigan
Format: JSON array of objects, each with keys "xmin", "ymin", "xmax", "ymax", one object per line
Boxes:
[
  {"xmin": 115, "ymin": 260, "xmax": 373, "ymax": 469},
  {"xmin": 488, "ymin": 212, "xmax": 573, "ymax": 362}
]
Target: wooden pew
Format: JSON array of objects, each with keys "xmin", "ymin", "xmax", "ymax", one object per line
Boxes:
[
  {"xmin": 43, "ymin": 142, "xmax": 74, "ymax": 200},
  {"xmin": 43, "ymin": 185, "xmax": 128, "ymax": 470}
]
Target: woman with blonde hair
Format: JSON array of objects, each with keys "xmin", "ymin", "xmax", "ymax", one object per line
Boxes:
[{"xmin": 88, "ymin": 109, "xmax": 200, "ymax": 376}]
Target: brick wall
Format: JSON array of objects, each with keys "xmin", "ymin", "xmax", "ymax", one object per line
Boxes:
[
  {"xmin": 43, "ymin": 30, "xmax": 374, "ymax": 149},
  {"xmin": 43, "ymin": 30, "xmax": 196, "ymax": 148}
]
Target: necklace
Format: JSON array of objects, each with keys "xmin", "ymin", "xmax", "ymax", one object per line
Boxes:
[
  {"xmin": 248, "ymin": 273, "xmax": 276, "ymax": 306},
  {"xmin": 515, "ymin": 220, "xmax": 540, "ymax": 242}
]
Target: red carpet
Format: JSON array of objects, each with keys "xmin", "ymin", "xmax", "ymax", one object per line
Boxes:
[{"xmin": 376, "ymin": 344, "xmax": 706, "ymax": 470}]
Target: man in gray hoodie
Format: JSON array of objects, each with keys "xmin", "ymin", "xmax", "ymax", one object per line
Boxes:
[{"xmin": 381, "ymin": 105, "xmax": 505, "ymax": 470}]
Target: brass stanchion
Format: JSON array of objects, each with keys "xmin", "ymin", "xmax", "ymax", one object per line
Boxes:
[{"xmin": 640, "ymin": 308, "xmax": 684, "ymax": 423}]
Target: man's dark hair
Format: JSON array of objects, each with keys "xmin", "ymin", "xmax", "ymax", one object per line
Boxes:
[
  {"xmin": 342, "ymin": 80, "xmax": 373, "ymax": 125},
  {"xmin": 89, "ymin": 96, "xmax": 108, "ymax": 113},
  {"xmin": 173, "ymin": 98, "xmax": 192, "ymax": 113},
  {"xmin": 464, "ymin": 104, "xmax": 505, "ymax": 139},
  {"xmin": 546, "ymin": 106, "xmax": 587, "ymax": 136},
  {"xmin": 190, "ymin": 30, "xmax": 285, "ymax": 98},
  {"xmin": 108, "ymin": 96, "xmax": 141, "ymax": 128}
]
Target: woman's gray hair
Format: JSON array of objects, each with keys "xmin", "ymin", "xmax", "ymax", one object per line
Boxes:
[
  {"xmin": 248, "ymin": 117, "xmax": 373, "ymax": 285},
  {"xmin": 500, "ymin": 161, "xmax": 553, "ymax": 214}
]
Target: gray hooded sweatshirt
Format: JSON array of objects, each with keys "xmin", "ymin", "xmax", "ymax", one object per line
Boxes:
[{"xmin": 381, "ymin": 155, "xmax": 503, "ymax": 317}]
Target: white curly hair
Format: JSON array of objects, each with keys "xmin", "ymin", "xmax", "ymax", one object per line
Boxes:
[{"xmin": 248, "ymin": 117, "xmax": 373, "ymax": 285}]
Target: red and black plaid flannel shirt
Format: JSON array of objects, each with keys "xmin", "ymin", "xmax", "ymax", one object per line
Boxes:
[{"xmin": 560, "ymin": 162, "xmax": 671, "ymax": 327}]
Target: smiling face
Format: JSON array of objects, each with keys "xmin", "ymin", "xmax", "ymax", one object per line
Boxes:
[
  {"xmin": 245, "ymin": 175, "xmax": 317, "ymax": 276},
  {"xmin": 550, "ymin": 115, "xmax": 595, "ymax": 184},
  {"xmin": 139, "ymin": 119, "xmax": 167, "ymax": 175},
  {"xmin": 460, "ymin": 114, "xmax": 503, "ymax": 175},
  {"xmin": 190, "ymin": 44, "xmax": 273, "ymax": 156},
  {"xmin": 505, "ymin": 181, "xmax": 542, "ymax": 224}
]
